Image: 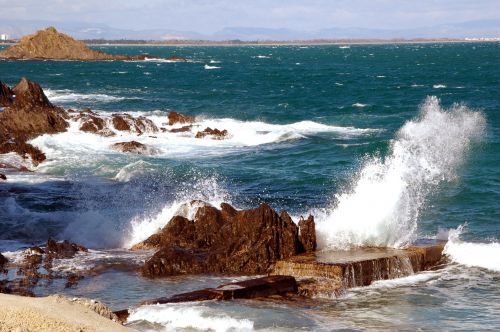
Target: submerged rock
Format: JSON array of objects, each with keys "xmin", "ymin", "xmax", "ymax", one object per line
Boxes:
[
  {"xmin": 195, "ymin": 127, "xmax": 228, "ymax": 139},
  {"xmin": 0, "ymin": 27, "xmax": 147, "ymax": 61},
  {"xmin": 137, "ymin": 202, "xmax": 316, "ymax": 277},
  {"xmin": 111, "ymin": 141, "xmax": 159, "ymax": 155},
  {"xmin": 166, "ymin": 55, "xmax": 188, "ymax": 62},
  {"xmin": 167, "ymin": 111, "xmax": 194, "ymax": 125}
]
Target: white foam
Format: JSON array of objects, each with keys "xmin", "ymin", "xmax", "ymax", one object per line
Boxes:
[
  {"xmin": 45, "ymin": 89, "xmax": 133, "ymax": 103},
  {"xmin": 352, "ymin": 103, "xmax": 368, "ymax": 108},
  {"xmin": 204, "ymin": 64, "xmax": 220, "ymax": 70},
  {"xmin": 444, "ymin": 225, "xmax": 500, "ymax": 272},
  {"xmin": 128, "ymin": 304, "xmax": 254, "ymax": 332},
  {"xmin": 29, "ymin": 115, "xmax": 375, "ymax": 167},
  {"xmin": 433, "ymin": 84, "xmax": 447, "ymax": 89},
  {"xmin": 114, "ymin": 160, "xmax": 156, "ymax": 182},
  {"xmin": 315, "ymin": 96, "xmax": 485, "ymax": 249},
  {"xmin": 339, "ymin": 46, "xmax": 350, "ymax": 49}
]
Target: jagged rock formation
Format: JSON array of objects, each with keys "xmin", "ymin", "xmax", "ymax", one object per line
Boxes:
[
  {"xmin": 0, "ymin": 78, "xmax": 68, "ymax": 165},
  {"xmin": 135, "ymin": 202, "xmax": 316, "ymax": 277},
  {"xmin": 0, "ymin": 27, "xmax": 147, "ymax": 61}
]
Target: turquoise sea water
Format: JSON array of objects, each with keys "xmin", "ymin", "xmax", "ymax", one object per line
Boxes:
[{"xmin": 0, "ymin": 43, "xmax": 499, "ymax": 330}]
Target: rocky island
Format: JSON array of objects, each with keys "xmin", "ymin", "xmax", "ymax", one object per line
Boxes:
[{"xmin": 0, "ymin": 27, "xmax": 149, "ymax": 61}]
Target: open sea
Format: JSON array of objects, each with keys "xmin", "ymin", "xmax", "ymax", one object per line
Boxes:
[{"xmin": 0, "ymin": 43, "xmax": 499, "ymax": 331}]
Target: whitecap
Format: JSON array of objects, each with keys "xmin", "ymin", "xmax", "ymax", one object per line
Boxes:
[
  {"xmin": 433, "ymin": 84, "xmax": 447, "ymax": 89},
  {"xmin": 204, "ymin": 64, "xmax": 220, "ymax": 70}
]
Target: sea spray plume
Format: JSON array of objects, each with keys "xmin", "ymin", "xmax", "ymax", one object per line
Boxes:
[
  {"xmin": 316, "ymin": 96, "xmax": 485, "ymax": 249},
  {"xmin": 444, "ymin": 225, "xmax": 500, "ymax": 272}
]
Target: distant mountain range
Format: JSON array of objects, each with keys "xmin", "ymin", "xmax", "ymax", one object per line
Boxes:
[{"xmin": 1, "ymin": 19, "xmax": 499, "ymax": 41}]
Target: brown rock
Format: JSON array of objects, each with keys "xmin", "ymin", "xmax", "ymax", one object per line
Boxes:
[
  {"xmin": 112, "ymin": 114, "xmax": 158, "ymax": 134},
  {"xmin": 46, "ymin": 239, "xmax": 88, "ymax": 259},
  {"xmin": 77, "ymin": 109, "xmax": 114, "ymax": 136},
  {"xmin": 170, "ymin": 125, "xmax": 192, "ymax": 133},
  {"xmin": 0, "ymin": 78, "xmax": 69, "ymax": 166},
  {"xmin": 167, "ymin": 55, "xmax": 188, "ymax": 62},
  {"xmin": 111, "ymin": 141, "xmax": 158, "ymax": 155},
  {"xmin": 141, "ymin": 275, "xmax": 298, "ymax": 305},
  {"xmin": 0, "ymin": 173, "xmax": 6, "ymax": 180},
  {"xmin": 0, "ymin": 81, "xmax": 14, "ymax": 106},
  {"xmin": 298, "ymin": 216, "xmax": 316, "ymax": 252},
  {"xmin": 195, "ymin": 127, "xmax": 228, "ymax": 140},
  {"xmin": 0, "ymin": 27, "xmax": 136, "ymax": 61},
  {"xmin": 139, "ymin": 203, "xmax": 316, "ymax": 277},
  {"xmin": 167, "ymin": 111, "xmax": 194, "ymax": 125}
]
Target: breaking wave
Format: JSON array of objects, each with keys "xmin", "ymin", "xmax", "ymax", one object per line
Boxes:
[
  {"xmin": 45, "ymin": 89, "xmax": 138, "ymax": 103},
  {"xmin": 315, "ymin": 96, "xmax": 485, "ymax": 249},
  {"xmin": 128, "ymin": 304, "xmax": 254, "ymax": 332},
  {"xmin": 444, "ymin": 225, "xmax": 500, "ymax": 272}
]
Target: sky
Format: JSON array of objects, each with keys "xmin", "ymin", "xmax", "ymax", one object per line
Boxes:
[{"xmin": 1, "ymin": 0, "xmax": 499, "ymax": 34}]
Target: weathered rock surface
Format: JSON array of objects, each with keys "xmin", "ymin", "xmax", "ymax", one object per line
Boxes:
[
  {"xmin": 170, "ymin": 125, "xmax": 192, "ymax": 133},
  {"xmin": 0, "ymin": 27, "xmax": 146, "ymax": 61},
  {"xmin": 166, "ymin": 55, "xmax": 188, "ymax": 62},
  {"xmin": 271, "ymin": 242, "xmax": 446, "ymax": 297},
  {"xmin": 46, "ymin": 239, "xmax": 88, "ymax": 259},
  {"xmin": 111, "ymin": 141, "xmax": 158, "ymax": 155},
  {"xmin": 195, "ymin": 127, "xmax": 228, "ymax": 139},
  {"xmin": 136, "ymin": 202, "xmax": 316, "ymax": 277},
  {"xmin": 0, "ymin": 78, "xmax": 69, "ymax": 165},
  {"xmin": 167, "ymin": 111, "xmax": 194, "ymax": 125}
]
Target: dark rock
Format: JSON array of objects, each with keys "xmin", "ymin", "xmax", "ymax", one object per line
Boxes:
[
  {"xmin": 298, "ymin": 216, "xmax": 316, "ymax": 253},
  {"xmin": 77, "ymin": 109, "xmax": 114, "ymax": 136},
  {"xmin": 0, "ymin": 173, "xmax": 6, "ymax": 180},
  {"xmin": 167, "ymin": 111, "xmax": 194, "ymax": 125},
  {"xmin": 0, "ymin": 81, "xmax": 14, "ymax": 106},
  {"xmin": 46, "ymin": 239, "xmax": 88, "ymax": 259},
  {"xmin": 195, "ymin": 127, "xmax": 228, "ymax": 140},
  {"xmin": 111, "ymin": 141, "xmax": 158, "ymax": 155},
  {"xmin": 65, "ymin": 274, "xmax": 84, "ymax": 288},
  {"xmin": 170, "ymin": 125, "xmax": 192, "ymax": 133},
  {"xmin": 166, "ymin": 55, "xmax": 188, "ymax": 62},
  {"xmin": 0, "ymin": 253, "xmax": 7, "ymax": 268},
  {"xmin": 142, "ymin": 275, "xmax": 298, "ymax": 305},
  {"xmin": 139, "ymin": 203, "xmax": 316, "ymax": 277}
]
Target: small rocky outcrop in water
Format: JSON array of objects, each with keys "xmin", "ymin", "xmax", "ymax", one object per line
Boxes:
[
  {"xmin": 76, "ymin": 109, "xmax": 114, "ymax": 137},
  {"xmin": 111, "ymin": 141, "xmax": 159, "ymax": 155},
  {"xmin": 0, "ymin": 27, "xmax": 147, "ymax": 61},
  {"xmin": 167, "ymin": 111, "xmax": 194, "ymax": 125},
  {"xmin": 135, "ymin": 202, "xmax": 316, "ymax": 277},
  {"xmin": 0, "ymin": 78, "xmax": 69, "ymax": 165},
  {"xmin": 112, "ymin": 113, "xmax": 158, "ymax": 134},
  {"xmin": 195, "ymin": 127, "xmax": 228, "ymax": 140},
  {"xmin": 0, "ymin": 173, "xmax": 6, "ymax": 181}
]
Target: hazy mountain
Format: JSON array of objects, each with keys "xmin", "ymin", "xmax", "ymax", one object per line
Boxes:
[{"xmin": 1, "ymin": 19, "xmax": 499, "ymax": 41}]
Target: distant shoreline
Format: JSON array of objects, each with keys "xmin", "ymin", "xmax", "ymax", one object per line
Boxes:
[{"xmin": 1, "ymin": 38, "xmax": 498, "ymax": 47}]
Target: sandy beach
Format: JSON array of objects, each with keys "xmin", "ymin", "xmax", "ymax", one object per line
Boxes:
[{"xmin": 0, "ymin": 294, "xmax": 132, "ymax": 332}]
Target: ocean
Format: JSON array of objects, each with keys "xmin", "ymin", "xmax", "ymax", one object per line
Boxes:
[{"xmin": 0, "ymin": 43, "xmax": 499, "ymax": 330}]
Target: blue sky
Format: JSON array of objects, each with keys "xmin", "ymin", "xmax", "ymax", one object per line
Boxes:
[{"xmin": 1, "ymin": 0, "xmax": 499, "ymax": 33}]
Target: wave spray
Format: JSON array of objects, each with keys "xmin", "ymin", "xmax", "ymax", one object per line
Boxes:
[{"xmin": 316, "ymin": 96, "xmax": 485, "ymax": 249}]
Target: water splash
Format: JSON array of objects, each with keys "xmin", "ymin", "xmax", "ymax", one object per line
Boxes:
[
  {"xmin": 316, "ymin": 96, "xmax": 485, "ymax": 249},
  {"xmin": 444, "ymin": 225, "xmax": 500, "ymax": 272}
]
